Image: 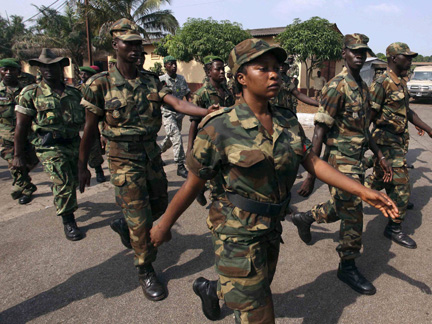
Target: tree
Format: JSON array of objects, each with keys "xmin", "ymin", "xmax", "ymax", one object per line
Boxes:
[
  {"xmin": 0, "ymin": 15, "xmax": 29, "ymax": 59},
  {"xmin": 376, "ymin": 52, "xmax": 387, "ymax": 61},
  {"xmin": 276, "ymin": 17, "xmax": 343, "ymax": 96},
  {"xmin": 149, "ymin": 62, "xmax": 163, "ymax": 76},
  {"xmin": 154, "ymin": 18, "xmax": 251, "ymax": 64},
  {"xmin": 78, "ymin": 0, "xmax": 179, "ymax": 51}
]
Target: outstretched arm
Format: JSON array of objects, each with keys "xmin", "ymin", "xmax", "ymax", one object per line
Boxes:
[
  {"xmin": 302, "ymin": 151, "xmax": 399, "ymax": 219},
  {"xmin": 292, "ymin": 88, "xmax": 319, "ymax": 107},
  {"xmin": 163, "ymin": 95, "xmax": 219, "ymax": 117},
  {"xmin": 407, "ymin": 109, "xmax": 432, "ymax": 138},
  {"xmin": 150, "ymin": 172, "xmax": 207, "ymax": 247}
]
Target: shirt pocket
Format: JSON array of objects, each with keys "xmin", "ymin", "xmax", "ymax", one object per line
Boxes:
[
  {"xmin": 215, "ymin": 240, "xmax": 252, "ymax": 278},
  {"xmin": 34, "ymin": 97, "xmax": 61, "ymax": 126},
  {"xmin": 104, "ymin": 97, "xmax": 129, "ymax": 127},
  {"xmin": 344, "ymin": 100, "xmax": 365, "ymax": 128},
  {"xmin": 0, "ymin": 97, "xmax": 14, "ymax": 117},
  {"xmin": 63, "ymin": 96, "xmax": 85, "ymax": 125}
]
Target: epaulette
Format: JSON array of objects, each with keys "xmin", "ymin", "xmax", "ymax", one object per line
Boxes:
[
  {"xmin": 20, "ymin": 83, "xmax": 38, "ymax": 95},
  {"xmin": 272, "ymin": 104, "xmax": 297, "ymax": 119},
  {"xmin": 373, "ymin": 74, "xmax": 386, "ymax": 85},
  {"xmin": 87, "ymin": 71, "xmax": 109, "ymax": 85},
  {"xmin": 198, "ymin": 106, "xmax": 233, "ymax": 129},
  {"xmin": 327, "ymin": 74, "xmax": 344, "ymax": 89}
]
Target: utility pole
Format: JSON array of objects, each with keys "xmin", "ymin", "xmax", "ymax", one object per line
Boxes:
[{"xmin": 85, "ymin": 0, "xmax": 93, "ymax": 65}]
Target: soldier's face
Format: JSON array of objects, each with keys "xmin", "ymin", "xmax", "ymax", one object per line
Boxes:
[
  {"xmin": 280, "ymin": 63, "xmax": 289, "ymax": 75},
  {"xmin": 208, "ymin": 61, "xmax": 225, "ymax": 84},
  {"xmin": 238, "ymin": 52, "xmax": 281, "ymax": 100},
  {"xmin": 113, "ymin": 39, "xmax": 142, "ymax": 63},
  {"xmin": 394, "ymin": 54, "xmax": 413, "ymax": 72},
  {"xmin": 165, "ymin": 61, "xmax": 177, "ymax": 76},
  {"xmin": 343, "ymin": 48, "xmax": 367, "ymax": 71},
  {"xmin": 0, "ymin": 67, "xmax": 19, "ymax": 84},
  {"xmin": 80, "ymin": 71, "xmax": 91, "ymax": 83},
  {"xmin": 39, "ymin": 63, "xmax": 63, "ymax": 82}
]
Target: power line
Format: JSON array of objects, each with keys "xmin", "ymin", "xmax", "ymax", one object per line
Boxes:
[{"xmin": 23, "ymin": 0, "xmax": 62, "ymax": 23}]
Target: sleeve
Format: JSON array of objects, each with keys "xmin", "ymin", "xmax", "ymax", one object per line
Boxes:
[
  {"xmin": 369, "ymin": 80, "xmax": 385, "ymax": 113},
  {"xmin": 186, "ymin": 127, "xmax": 222, "ymax": 180},
  {"xmin": 15, "ymin": 88, "xmax": 37, "ymax": 117},
  {"xmin": 299, "ymin": 123, "xmax": 313, "ymax": 162},
  {"xmin": 314, "ymin": 85, "xmax": 343, "ymax": 128},
  {"xmin": 190, "ymin": 91, "xmax": 204, "ymax": 122},
  {"xmin": 80, "ymin": 80, "xmax": 105, "ymax": 116}
]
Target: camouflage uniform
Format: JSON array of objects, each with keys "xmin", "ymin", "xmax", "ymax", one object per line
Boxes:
[
  {"xmin": 81, "ymin": 64, "xmax": 169, "ymax": 267},
  {"xmin": 311, "ymin": 67, "xmax": 371, "ymax": 260},
  {"xmin": 0, "ymin": 80, "xmax": 38, "ymax": 199},
  {"xmin": 365, "ymin": 68, "xmax": 411, "ymax": 222},
  {"xmin": 187, "ymin": 97, "xmax": 311, "ymax": 323},
  {"xmin": 287, "ymin": 62, "xmax": 299, "ymax": 112},
  {"xmin": 18, "ymin": 72, "xmax": 36, "ymax": 87},
  {"xmin": 16, "ymin": 81, "xmax": 85, "ymax": 216},
  {"xmin": 159, "ymin": 73, "xmax": 190, "ymax": 164},
  {"xmin": 271, "ymin": 74, "xmax": 296, "ymax": 113}
]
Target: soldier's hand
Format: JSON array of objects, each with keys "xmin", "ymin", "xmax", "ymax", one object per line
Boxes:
[
  {"xmin": 100, "ymin": 136, "xmax": 108, "ymax": 150},
  {"xmin": 297, "ymin": 176, "xmax": 316, "ymax": 197},
  {"xmin": 78, "ymin": 167, "xmax": 92, "ymax": 193},
  {"xmin": 360, "ymin": 188, "xmax": 399, "ymax": 219},
  {"xmin": 12, "ymin": 156, "xmax": 26, "ymax": 171},
  {"xmin": 379, "ymin": 158, "xmax": 393, "ymax": 183},
  {"xmin": 150, "ymin": 223, "xmax": 172, "ymax": 248},
  {"xmin": 415, "ymin": 126, "xmax": 425, "ymax": 136},
  {"xmin": 207, "ymin": 104, "xmax": 220, "ymax": 114}
]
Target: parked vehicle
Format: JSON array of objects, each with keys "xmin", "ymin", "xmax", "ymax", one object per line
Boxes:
[{"xmin": 407, "ymin": 66, "xmax": 432, "ymax": 99}]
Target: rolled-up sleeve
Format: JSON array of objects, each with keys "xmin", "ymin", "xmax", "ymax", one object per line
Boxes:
[
  {"xmin": 369, "ymin": 81, "xmax": 385, "ymax": 112},
  {"xmin": 314, "ymin": 86, "xmax": 342, "ymax": 128},
  {"xmin": 15, "ymin": 90, "xmax": 36, "ymax": 117},
  {"xmin": 81, "ymin": 81, "xmax": 105, "ymax": 116}
]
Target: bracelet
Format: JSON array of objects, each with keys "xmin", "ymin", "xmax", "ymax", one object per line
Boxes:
[{"xmin": 380, "ymin": 156, "xmax": 386, "ymax": 161}]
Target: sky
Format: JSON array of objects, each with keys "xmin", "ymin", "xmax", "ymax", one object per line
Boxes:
[{"xmin": 2, "ymin": 0, "xmax": 432, "ymax": 55}]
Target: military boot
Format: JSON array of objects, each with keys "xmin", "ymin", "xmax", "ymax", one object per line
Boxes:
[
  {"xmin": 94, "ymin": 165, "xmax": 106, "ymax": 183},
  {"xmin": 110, "ymin": 218, "xmax": 132, "ymax": 249},
  {"xmin": 18, "ymin": 183, "xmax": 37, "ymax": 205},
  {"xmin": 407, "ymin": 201, "xmax": 414, "ymax": 210},
  {"xmin": 384, "ymin": 220, "xmax": 417, "ymax": 249},
  {"xmin": 291, "ymin": 210, "xmax": 315, "ymax": 244},
  {"xmin": 62, "ymin": 214, "xmax": 83, "ymax": 241},
  {"xmin": 138, "ymin": 264, "xmax": 166, "ymax": 301},
  {"xmin": 193, "ymin": 277, "xmax": 221, "ymax": 321},
  {"xmin": 337, "ymin": 259, "xmax": 376, "ymax": 295},
  {"xmin": 177, "ymin": 163, "xmax": 188, "ymax": 179}
]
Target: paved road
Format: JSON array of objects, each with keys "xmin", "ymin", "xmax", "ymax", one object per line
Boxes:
[{"xmin": 1, "ymin": 103, "xmax": 431, "ymax": 323}]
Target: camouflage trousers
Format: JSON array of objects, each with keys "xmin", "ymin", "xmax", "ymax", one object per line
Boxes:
[
  {"xmin": 88, "ymin": 132, "xmax": 104, "ymax": 168},
  {"xmin": 0, "ymin": 139, "xmax": 38, "ymax": 199},
  {"xmin": 311, "ymin": 173, "xmax": 364, "ymax": 260},
  {"xmin": 160, "ymin": 108, "xmax": 186, "ymax": 164},
  {"xmin": 213, "ymin": 223, "xmax": 282, "ymax": 323},
  {"xmin": 36, "ymin": 139, "xmax": 80, "ymax": 216},
  {"xmin": 107, "ymin": 140, "xmax": 168, "ymax": 267}
]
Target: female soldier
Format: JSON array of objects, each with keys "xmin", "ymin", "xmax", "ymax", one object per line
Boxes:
[{"xmin": 150, "ymin": 39, "xmax": 399, "ymax": 323}]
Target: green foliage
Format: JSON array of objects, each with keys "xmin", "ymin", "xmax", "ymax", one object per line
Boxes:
[
  {"xmin": 0, "ymin": 15, "xmax": 29, "ymax": 59},
  {"xmin": 149, "ymin": 61, "xmax": 163, "ymax": 75},
  {"xmin": 156, "ymin": 18, "xmax": 251, "ymax": 63},
  {"xmin": 276, "ymin": 17, "xmax": 343, "ymax": 95},
  {"xmin": 413, "ymin": 54, "xmax": 432, "ymax": 62},
  {"xmin": 376, "ymin": 52, "xmax": 387, "ymax": 61}
]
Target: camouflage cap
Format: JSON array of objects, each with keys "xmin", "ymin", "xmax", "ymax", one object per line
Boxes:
[
  {"xmin": 228, "ymin": 38, "xmax": 287, "ymax": 75},
  {"xmin": 386, "ymin": 42, "xmax": 418, "ymax": 58},
  {"xmin": 163, "ymin": 55, "xmax": 176, "ymax": 64},
  {"xmin": 203, "ymin": 55, "xmax": 224, "ymax": 65},
  {"xmin": 343, "ymin": 33, "xmax": 374, "ymax": 56},
  {"xmin": 79, "ymin": 66, "xmax": 97, "ymax": 75},
  {"xmin": 0, "ymin": 58, "xmax": 21, "ymax": 69},
  {"xmin": 110, "ymin": 18, "xmax": 142, "ymax": 41}
]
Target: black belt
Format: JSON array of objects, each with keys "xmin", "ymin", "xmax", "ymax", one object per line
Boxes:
[
  {"xmin": 107, "ymin": 135, "xmax": 150, "ymax": 142},
  {"xmin": 226, "ymin": 192, "xmax": 291, "ymax": 217}
]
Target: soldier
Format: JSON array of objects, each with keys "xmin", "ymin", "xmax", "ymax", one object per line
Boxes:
[
  {"xmin": 286, "ymin": 54, "xmax": 299, "ymax": 111},
  {"xmin": 293, "ymin": 34, "xmax": 393, "ymax": 295},
  {"xmin": 78, "ymin": 18, "xmax": 217, "ymax": 302},
  {"xmin": 159, "ymin": 56, "xmax": 192, "ymax": 178},
  {"xmin": 79, "ymin": 66, "xmax": 106, "ymax": 183},
  {"xmin": 366, "ymin": 42, "xmax": 432, "ymax": 249},
  {"xmin": 14, "ymin": 49, "xmax": 85, "ymax": 241},
  {"xmin": 226, "ymin": 68, "xmax": 237, "ymax": 97},
  {"xmin": 149, "ymin": 39, "xmax": 398, "ymax": 323},
  {"xmin": 108, "ymin": 58, "xmax": 117, "ymax": 69},
  {"xmin": 187, "ymin": 56, "xmax": 235, "ymax": 206},
  {"xmin": 0, "ymin": 58, "xmax": 38, "ymax": 204},
  {"xmin": 313, "ymin": 70, "xmax": 326, "ymax": 100}
]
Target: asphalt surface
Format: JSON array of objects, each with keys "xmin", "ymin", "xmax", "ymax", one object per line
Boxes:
[{"xmin": 1, "ymin": 101, "xmax": 431, "ymax": 324}]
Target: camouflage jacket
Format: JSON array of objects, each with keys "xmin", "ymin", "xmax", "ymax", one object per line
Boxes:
[
  {"xmin": 159, "ymin": 73, "xmax": 190, "ymax": 111},
  {"xmin": 226, "ymin": 77, "xmax": 236, "ymax": 95},
  {"xmin": 187, "ymin": 97, "xmax": 311, "ymax": 239},
  {"xmin": 287, "ymin": 63, "xmax": 299, "ymax": 78},
  {"xmin": 191, "ymin": 80, "xmax": 235, "ymax": 121},
  {"xmin": 16, "ymin": 81, "xmax": 85, "ymax": 146},
  {"xmin": 18, "ymin": 72, "xmax": 36, "ymax": 88},
  {"xmin": 370, "ymin": 69, "xmax": 410, "ymax": 149},
  {"xmin": 314, "ymin": 67, "xmax": 370, "ymax": 174},
  {"xmin": 81, "ymin": 65, "xmax": 169, "ymax": 160},
  {"xmin": 0, "ymin": 81, "xmax": 23, "ymax": 142},
  {"xmin": 271, "ymin": 74, "xmax": 296, "ymax": 112}
]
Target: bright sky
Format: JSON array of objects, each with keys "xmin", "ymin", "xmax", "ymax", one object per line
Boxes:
[{"xmin": 3, "ymin": 0, "xmax": 431, "ymax": 55}]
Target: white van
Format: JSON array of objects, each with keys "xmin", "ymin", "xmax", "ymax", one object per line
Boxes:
[{"xmin": 407, "ymin": 66, "xmax": 432, "ymax": 98}]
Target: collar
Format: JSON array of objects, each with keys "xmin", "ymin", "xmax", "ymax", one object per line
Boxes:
[
  {"xmin": 340, "ymin": 67, "xmax": 364, "ymax": 91},
  {"xmin": 386, "ymin": 68, "xmax": 401, "ymax": 85},
  {"xmin": 0, "ymin": 81, "xmax": 5, "ymax": 92},
  {"xmin": 110, "ymin": 65, "xmax": 145, "ymax": 87}
]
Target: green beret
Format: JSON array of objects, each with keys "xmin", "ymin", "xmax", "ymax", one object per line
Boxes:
[
  {"xmin": 0, "ymin": 58, "xmax": 21, "ymax": 69},
  {"xmin": 79, "ymin": 66, "xmax": 97, "ymax": 75},
  {"xmin": 203, "ymin": 56, "xmax": 224, "ymax": 65},
  {"xmin": 163, "ymin": 56, "xmax": 176, "ymax": 64}
]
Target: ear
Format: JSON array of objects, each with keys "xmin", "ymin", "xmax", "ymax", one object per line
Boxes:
[
  {"xmin": 341, "ymin": 48, "xmax": 346, "ymax": 60},
  {"xmin": 237, "ymin": 72, "xmax": 247, "ymax": 86},
  {"xmin": 112, "ymin": 39, "xmax": 118, "ymax": 50}
]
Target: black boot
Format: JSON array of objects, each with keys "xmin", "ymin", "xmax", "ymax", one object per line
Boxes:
[
  {"xmin": 177, "ymin": 163, "xmax": 188, "ymax": 179},
  {"xmin": 193, "ymin": 277, "xmax": 221, "ymax": 321},
  {"xmin": 337, "ymin": 259, "xmax": 376, "ymax": 295},
  {"xmin": 291, "ymin": 211, "xmax": 315, "ymax": 244},
  {"xmin": 94, "ymin": 165, "xmax": 106, "ymax": 183},
  {"xmin": 407, "ymin": 201, "xmax": 414, "ymax": 210},
  {"xmin": 62, "ymin": 214, "xmax": 83, "ymax": 241},
  {"xmin": 110, "ymin": 218, "xmax": 132, "ymax": 249},
  {"xmin": 18, "ymin": 194, "xmax": 32, "ymax": 205},
  {"xmin": 384, "ymin": 220, "xmax": 417, "ymax": 249},
  {"xmin": 138, "ymin": 265, "xmax": 166, "ymax": 301}
]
